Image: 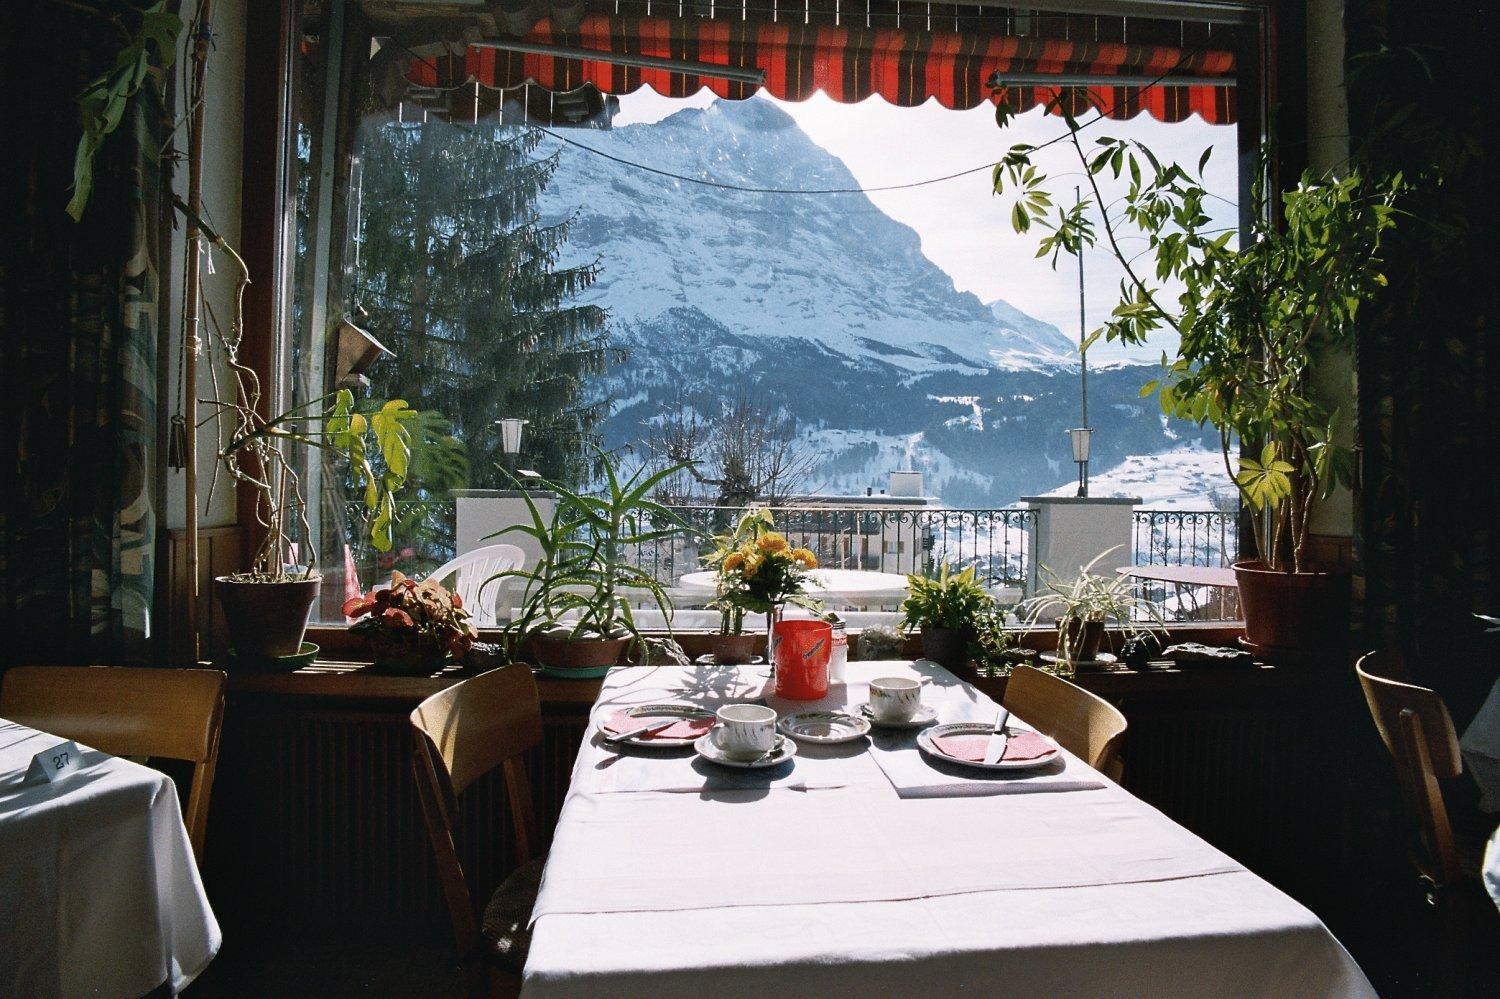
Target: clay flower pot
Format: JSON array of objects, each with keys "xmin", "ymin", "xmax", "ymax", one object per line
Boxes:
[
  {"xmin": 920, "ymin": 627, "xmax": 973, "ymax": 671},
  {"xmin": 214, "ymin": 575, "xmax": 321, "ymax": 664},
  {"xmin": 528, "ymin": 634, "xmax": 631, "ymax": 671},
  {"xmin": 709, "ymin": 631, "xmax": 760, "ymax": 665},
  {"xmin": 1233, "ymin": 560, "xmax": 1350, "ymax": 657}
]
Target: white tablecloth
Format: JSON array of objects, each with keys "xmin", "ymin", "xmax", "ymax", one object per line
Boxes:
[
  {"xmin": 0, "ymin": 719, "xmax": 221, "ymax": 997},
  {"xmin": 524, "ymin": 663, "xmax": 1373, "ymax": 998},
  {"xmin": 1461, "ymin": 676, "xmax": 1500, "ymax": 812}
]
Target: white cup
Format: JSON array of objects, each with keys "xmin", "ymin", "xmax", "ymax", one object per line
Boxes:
[
  {"xmin": 714, "ymin": 704, "xmax": 777, "ymax": 759},
  {"xmin": 868, "ymin": 677, "xmax": 922, "ymax": 723}
]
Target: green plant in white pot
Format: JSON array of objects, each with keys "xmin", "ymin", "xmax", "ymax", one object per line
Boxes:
[{"xmin": 990, "ymin": 100, "xmax": 1402, "ymax": 654}]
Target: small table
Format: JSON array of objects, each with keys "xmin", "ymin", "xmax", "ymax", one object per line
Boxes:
[
  {"xmin": 0, "ymin": 719, "xmax": 220, "ymax": 996},
  {"xmin": 674, "ymin": 567, "xmax": 911, "ymax": 607},
  {"xmin": 1116, "ymin": 564, "xmax": 1240, "ymax": 588}
]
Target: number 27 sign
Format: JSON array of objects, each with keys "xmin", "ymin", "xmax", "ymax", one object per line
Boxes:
[{"xmin": 23, "ymin": 740, "xmax": 83, "ymax": 786}]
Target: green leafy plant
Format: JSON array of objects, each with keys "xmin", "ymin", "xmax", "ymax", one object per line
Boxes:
[
  {"xmin": 968, "ymin": 602, "xmax": 1017, "ymax": 673},
  {"xmin": 342, "ymin": 571, "xmax": 477, "ymax": 665},
  {"xmin": 991, "ymin": 99, "xmax": 1402, "ymax": 572},
  {"xmin": 899, "ymin": 563, "xmax": 993, "ymax": 634},
  {"xmin": 1016, "ymin": 548, "xmax": 1163, "ymax": 662},
  {"xmin": 701, "ymin": 508, "xmax": 823, "ymax": 633},
  {"xmin": 492, "ymin": 449, "xmax": 690, "ymax": 653}
]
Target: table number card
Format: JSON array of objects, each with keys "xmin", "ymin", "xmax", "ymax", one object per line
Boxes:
[{"xmin": 23, "ymin": 740, "xmax": 82, "ymax": 786}]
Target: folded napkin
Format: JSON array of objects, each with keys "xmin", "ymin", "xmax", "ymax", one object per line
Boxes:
[
  {"xmin": 930, "ymin": 729, "xmax": 1055, "ymax": 763},
  {"xmin": 601, "ymin": 710, "xmax": 712, "ymax": 742}
]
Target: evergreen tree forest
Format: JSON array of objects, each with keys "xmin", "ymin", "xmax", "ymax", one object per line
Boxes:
[{"xmin": 349, "ymin": 118, "xmax": 617, "ymax": 488}]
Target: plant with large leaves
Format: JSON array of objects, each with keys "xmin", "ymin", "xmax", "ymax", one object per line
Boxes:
[
  {"xmin": 989, "ymin": 99, "xmax": 1402, "ymax": 574},
  {"xmin": 491, "ymin": 450, "xmax": 693, "ymax": 662}
]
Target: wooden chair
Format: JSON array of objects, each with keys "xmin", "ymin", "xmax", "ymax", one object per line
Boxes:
[
  {"xmin": 1003, "ymin": 664, "xmax": 1128, "ymax": 780},
  {"xmin": 411, "ymin": 665, "xmax": 545, "ymax": 998},
  {"xmin": 0, "ymin": 665, "xmax": 226, "ymax": 863},
  {"xmin": 1355, "ymin": 651, "xmax": 1466, "ymax": 894}
]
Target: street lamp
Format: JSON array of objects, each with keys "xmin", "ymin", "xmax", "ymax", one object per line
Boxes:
[
  {"xmin": 495, "ymin": 418, "xmax": 528, "ymax": 457},
  {"xmin": 1068, "ymin": 427, "xmax": 1093, "ymax": 497}
]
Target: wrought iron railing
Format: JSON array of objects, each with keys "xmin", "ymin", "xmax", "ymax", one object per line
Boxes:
[
  {"xmin": 1131, "ymin": 509, "xmax": 1241, "ymax": 622},
  {"xmin": 629, "ymin": 505, "xmax": 1035, "ymax": 596}
]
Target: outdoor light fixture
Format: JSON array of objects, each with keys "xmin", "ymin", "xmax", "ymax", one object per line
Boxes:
[
  {"xmin": 471, "ymin": 39, "xmax": 768, "ymax": 87},
  {"xmin": 1068, "ymin": 427, "xmax": 1094, "ymax": 498},
  {"xmin": 333, "ymin": 318, "xmax": 394, "ymax": 389},
  {"xmin": 496, "ymin": 418, "xmax": 528, "ymax": 456}
]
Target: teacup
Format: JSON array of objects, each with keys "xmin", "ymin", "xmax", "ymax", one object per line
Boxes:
[
  {"xmin": 868, "ymin": 676, "xmax": 922, "ymax": 723},
  {"xmin": 713, "ymin": 704, "xmax": 777, "ymax": 760}
]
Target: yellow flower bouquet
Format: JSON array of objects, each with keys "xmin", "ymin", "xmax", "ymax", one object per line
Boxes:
[{"xmin": 703, "ymin": 509, "xmax": 822, "ymax": 635}]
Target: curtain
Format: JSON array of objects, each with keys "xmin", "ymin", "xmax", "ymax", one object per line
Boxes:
[
  {"xmin": 0, "ymin": 2, "xmax": 164, "ymax": 665},
  {"xmin": 1348, "ymin": 0, "xmax": 1500, "ymax": 721}
]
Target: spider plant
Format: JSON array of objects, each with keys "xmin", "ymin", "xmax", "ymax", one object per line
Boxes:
[{"xmin": 1016, "ymin": 547, "xmax": 1164, "ymax": 663}]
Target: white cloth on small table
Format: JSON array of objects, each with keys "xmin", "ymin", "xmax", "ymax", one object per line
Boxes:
[
  {"xmin": 1461, "ymin": 676, "xmax": 1500, "ymax": 812},
  {"xmin": 0, "ymin": 719, "xmax": 221, "ymax": 997},
  {"xmin": 523, "ymin": 662, "xmax": 1373, "ymax": 998}
]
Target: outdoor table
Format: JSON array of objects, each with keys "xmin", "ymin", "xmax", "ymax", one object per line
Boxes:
[
  {"xmin": 0, "ymin": 719, "xmax": 220, "ymax": 997},
  {"xmin": 1461, "ymin": 675, "xmax": 1500, "ymax": 812},
  {"xmin": 674, "ymin": 567, "xmax": 911, "ymax": 607},
  {"xmin": 1116, "ymin": 564, "xmax": 1240, "ymax": 588},
  {"xmin": 522, "ymin": 661, "xmax": 1372, "ymax": 997}
]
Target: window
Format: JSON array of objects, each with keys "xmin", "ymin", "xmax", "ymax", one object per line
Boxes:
[{"xmin": 286, "ymin": 2, "xmax": 1259, "ymax": 622}]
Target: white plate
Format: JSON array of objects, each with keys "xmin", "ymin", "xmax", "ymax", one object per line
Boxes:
[
  {"xmin": 916, "ymin": 722, "xmax": 1060, "ymax": 771},
  {"xmin": 598, "ymin": 703, "xmax": 714, "ymax": 747},
  {"xmin": 777, "ymin": 711, "xmax": 871, "ymax": 744},
  {"xmin": 857, "ymin": 702, "xmax": 938, "ymax": 729},
  {"xmin": 693, "ymin": 733, "xmax": 798, "ymax": 769}
]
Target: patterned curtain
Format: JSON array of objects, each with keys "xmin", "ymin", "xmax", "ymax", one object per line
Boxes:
[
  {"xmin": 1347, "ymin": 0, "xmax": 1500, "ymax": 721},
  {"xmin": 0, "ymin": 3, "xmax": 164, "ymax": 665}
]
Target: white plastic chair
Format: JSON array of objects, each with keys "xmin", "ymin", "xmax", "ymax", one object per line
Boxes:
[{"xmin": 426, "ymin": 544, "xmax": 526, "ymax": 627}]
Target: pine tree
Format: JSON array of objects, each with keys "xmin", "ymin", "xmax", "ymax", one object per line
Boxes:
[{"xmin": 349, "ymin": 118, "xmax": 616, "ymax": 488}]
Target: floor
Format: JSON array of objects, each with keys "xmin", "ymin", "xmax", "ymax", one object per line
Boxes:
[{"xmin": 186, "ymin": 936, "xmax": 461, "ymax": 997}]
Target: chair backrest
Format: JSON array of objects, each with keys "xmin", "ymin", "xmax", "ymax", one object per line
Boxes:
[
  {"xmin": 427, "ymin": 544, "xmax": 526, "ymax": 627},
  {"xmin": 1355, "ymin": 650, "xmax": 1463, "ymax": 886},
  {"xmin": 1003, "ymin": 664, "xmax": 1128, "ymax": 780},
  {"xmin": 0, "ymin": 665, "xmax": 227, "ymax": 862},
  {"xmin": 410, "ymin": 665, "xmax": 543, "ymax": 957}
]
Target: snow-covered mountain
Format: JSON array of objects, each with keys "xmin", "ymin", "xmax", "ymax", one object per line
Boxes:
[{"xmin": 535, "ymin": 97, "xmax": 1217, "ymax": 506}]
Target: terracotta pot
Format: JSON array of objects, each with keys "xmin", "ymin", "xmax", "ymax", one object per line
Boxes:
[
  {"xmin": 1233, "ymin": 560, "xmax": 1350, "ymax": 656},
  {"xmin": 709, "ymin": 631, "xmax": 759, "ymax": 665},
  {"xmin": 214, "ymin": 576, "xmax": 321, "ymax": 664},
  {"xmin": 920, "ymin": 627, "xmax": 972, "ymax": 671},
  {"xmin": 528, "ymin": 634, "xmax": 630, "ymax": 670},
  {"xmin": 1055, "ymin": 616, "xmax": 1106, "ymax": 663}
]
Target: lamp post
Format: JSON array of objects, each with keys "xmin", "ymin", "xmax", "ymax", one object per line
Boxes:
[{"xmin": 1068, "ymin": 427, "xmax": 1093, "ymax": 497}]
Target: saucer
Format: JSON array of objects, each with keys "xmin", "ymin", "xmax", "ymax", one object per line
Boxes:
[
  {"xmin": 777, "ymin": 710, "xmax": 871, "ymax": 744},
  {"xmin": 857, "ymin": 703, "xmax": 938, "ymax": 729},
  {"xmin": 693, "ymin": 733, "xmax": 797, "ymax": 769}
]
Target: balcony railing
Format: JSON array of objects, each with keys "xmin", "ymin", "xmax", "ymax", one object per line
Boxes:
[{"xmin": 335, "ymin": 499, "xmax": 1242, "ymax": 623}]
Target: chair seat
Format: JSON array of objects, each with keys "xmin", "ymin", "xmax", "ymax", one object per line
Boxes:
[{"xmin": 482, "ymin": 856, "xmax": 546, "ymax": 972}]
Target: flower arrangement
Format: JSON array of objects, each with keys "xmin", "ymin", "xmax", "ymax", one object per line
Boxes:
[
  {"xmin": 342, "ymin": 571, "xmax": 477, "ymax": 669},
  {"xmin": 704, "ymin": 509, "xmax": 822, "ymax": 631}
]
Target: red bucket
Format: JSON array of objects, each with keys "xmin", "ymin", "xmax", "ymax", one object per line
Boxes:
[{"xmin": 772, "ymin": 619, "xmax": 832, "ymax": 700}]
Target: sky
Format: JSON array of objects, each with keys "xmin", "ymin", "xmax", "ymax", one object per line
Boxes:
[{"xmin": 612, "ymin": 86, "xmax": 1240, "ymax": 365}]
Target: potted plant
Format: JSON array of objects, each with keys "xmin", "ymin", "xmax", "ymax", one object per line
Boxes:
[
  {"xmin": 991, "ymin": 109, "xmax": 1402, "ymax": 656},
  {"xmin": 495, "ymin": 450, "xmax": 689, "ymax": 672},
  {"xmin": 700, "ymin": 509, "xmax": 820, "ymax": 664},
  {"xmin": 899, "ymin": 563, "xmax": 992, "ymax": 670},
  {"xmin": 342, "ymin": 572, "xmax": 476, "ymax": 673},
  {"xmin": 1017, "ymin": 549, "xmax": 1164, "ymax": 673},
  {"xmin": 209, "ymin": 383, "xmax": 465, "ymax": 666}
]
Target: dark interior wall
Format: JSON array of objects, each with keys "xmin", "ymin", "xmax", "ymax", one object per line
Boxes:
[
  {"xmin": 0, "ymin": 1, "xmax": 167, "ymax": 665},
  {"xmin": 1346, "ymin": 0, "xmax": 1500, "ymax": 721}
]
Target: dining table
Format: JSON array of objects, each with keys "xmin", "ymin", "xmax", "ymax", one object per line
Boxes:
[
  {"xmin": 0, "ymin": 718, "xmax": 221, "ymax": 998},
  {"xmin": 522, "ymin": 659, "xmax": 1373, "ymax": 997}
]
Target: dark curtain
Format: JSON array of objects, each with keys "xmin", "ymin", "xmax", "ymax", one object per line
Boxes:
[
  {"xmin": 0, "ymin": 2, "xmax": 165, "ymax": 666},
  {"xmin": 1348, "ymin": 0, "xmax": 1500, "ymax": 721}
]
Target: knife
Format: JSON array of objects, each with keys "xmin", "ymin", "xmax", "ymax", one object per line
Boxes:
[
  {"xmin": 602, "ymin": 717, "xmax": 682, "ymax": 743},
  {"xmin": 982, "ymin": 707, "xmax": 1011, "ymax": 765}
]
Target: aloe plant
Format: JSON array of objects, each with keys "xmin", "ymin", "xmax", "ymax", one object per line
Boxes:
[{"xmin": 491, "ymin": 449, "xmax": 693, "ymax": 650}]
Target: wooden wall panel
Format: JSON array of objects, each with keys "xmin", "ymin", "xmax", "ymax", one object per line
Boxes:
[{"xmin": 164, "ymin": 526, "xmax": 247, "ymax": 665}]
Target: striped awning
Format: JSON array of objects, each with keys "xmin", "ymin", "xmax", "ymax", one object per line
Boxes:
[{"xmin": 403, "ymin": 12, "xmax": 1236, "ymax": 125}]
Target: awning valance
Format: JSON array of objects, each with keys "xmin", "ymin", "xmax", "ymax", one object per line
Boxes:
[{"xmin": 402, "ymin": 13, "xmax": 1237, "ymax": 125}]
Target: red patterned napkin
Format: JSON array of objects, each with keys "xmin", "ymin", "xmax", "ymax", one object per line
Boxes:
[
  {"xmin": 602, "ymin": 710, "xmax": 712, "ymax": 741},
  {"xmin": 930, "ymin": 730, "xmax": 1056, "ymax": 763}
]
